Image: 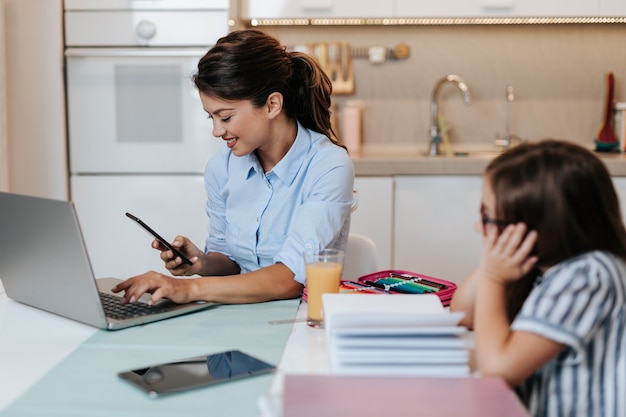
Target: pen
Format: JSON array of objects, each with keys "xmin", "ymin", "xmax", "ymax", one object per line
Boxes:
[
  {"xmin": 377, "ymin": 277, "xmax": 434, "ymax": 294},
  {"xmin": 365, "ymin": 279, "xmax": 427, "ymax": 294},
  {"xmin": 341, "ymin": 281, "xmax": 388, "ymax": 294},
  {"xmin": 389, "ymin": 273, "xmax": 447, "ymax": 290}
]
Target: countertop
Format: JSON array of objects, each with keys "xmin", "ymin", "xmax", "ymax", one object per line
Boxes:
[{"xmin": 352, "ymin": 144, "xmax": 626, "ymax": 176}]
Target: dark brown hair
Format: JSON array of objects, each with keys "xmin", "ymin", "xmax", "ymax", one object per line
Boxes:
[
  {"xmin": 485, "ymin": 139, "xmax": 626, "ymax": 319},
  {"xmin": 192, "ymin": 29, "xmax": 342, "ymax": 147}
]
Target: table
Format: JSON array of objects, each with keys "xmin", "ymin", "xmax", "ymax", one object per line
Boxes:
[
  {"xmin": 0, "ymin": 279, "xmax": 300, "ymax": 417},
  {"xmin": 1, "ymin": 280, "xmax": 487, "ymax": 417}
]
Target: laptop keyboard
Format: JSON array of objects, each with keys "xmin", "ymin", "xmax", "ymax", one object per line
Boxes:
[{"xmin": 99, "ymin": 292, "xmax": 168, "ymax": 320}]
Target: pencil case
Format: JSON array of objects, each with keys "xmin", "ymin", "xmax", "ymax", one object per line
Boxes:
[
  {"xmin": 355, "ymin": 270, "xmax": 457, "ymax": 307},
  {"xmin": 302, "ymin": 269, "xmax": 457, "ymax": 307}
]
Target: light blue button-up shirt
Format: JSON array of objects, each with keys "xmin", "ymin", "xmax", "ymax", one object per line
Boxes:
[{"xmin": 203, "ymin": 122, "xmax": 355, "ymax": 285}]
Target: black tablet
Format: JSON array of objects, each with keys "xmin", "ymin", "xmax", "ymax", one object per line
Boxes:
[{"xmin": 118, "ymin": 350, "xmax": 276, "ymax": 398}]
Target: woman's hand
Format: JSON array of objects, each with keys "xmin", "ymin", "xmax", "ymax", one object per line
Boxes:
[
  {"xmin": 478, "ymin": 222, "xmax": 538, "ymax": 285},
  {"xmin": 111, "ymin": 271, "xmax": 197, "ymax": 305},
  {"xmin": 152, "ymin": 235, "xmax": 204, "ymax": 276}
]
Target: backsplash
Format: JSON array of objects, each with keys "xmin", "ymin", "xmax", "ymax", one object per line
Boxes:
[{"xmin": 254, "ymin": 24, "xmax": 626, "ymax": 151}]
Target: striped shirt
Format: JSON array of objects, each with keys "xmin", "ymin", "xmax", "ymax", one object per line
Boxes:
[{"xmin": 511, "ymin": 251, "xmax": 626, "ymax": 417}]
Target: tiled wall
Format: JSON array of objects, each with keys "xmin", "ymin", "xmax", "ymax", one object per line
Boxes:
[{"xmin": 258, "ymin": 24, "xmax": 626, "ymax": 150}]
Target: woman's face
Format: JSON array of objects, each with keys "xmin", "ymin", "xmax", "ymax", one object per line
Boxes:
[{"xmin": 200, "ymin": 93, "xmax": 269, "ymax": 157}]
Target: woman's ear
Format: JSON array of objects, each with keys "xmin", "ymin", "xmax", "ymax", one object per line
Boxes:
[{"xmin": 265, "ymin": 92, "xmax": 284, "ymax": 119}]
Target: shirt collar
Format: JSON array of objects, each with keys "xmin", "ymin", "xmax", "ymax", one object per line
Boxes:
[{"xmin": 243, "ymin": 121, "xmax": 310, "ymax": 185}]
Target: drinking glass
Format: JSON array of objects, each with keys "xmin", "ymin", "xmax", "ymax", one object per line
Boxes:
[{"xmin": 305, "ymin": 248, "xmax": 344, "ymax": 328}]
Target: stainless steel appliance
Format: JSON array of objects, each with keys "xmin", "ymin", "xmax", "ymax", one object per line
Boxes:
[{"xmin": 64, "ymin": 0, "xmax": 229, "ymax": 278}]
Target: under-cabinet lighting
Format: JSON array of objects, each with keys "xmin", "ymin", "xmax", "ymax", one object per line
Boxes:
[{"xmin": 247, "ymin": 16, "xmax": 626, "ymax": 27}]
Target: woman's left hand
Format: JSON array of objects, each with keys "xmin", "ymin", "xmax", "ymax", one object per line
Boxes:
[{"xmin": 478, "ymin": 222, "xmax": 538, "ymax": 284}]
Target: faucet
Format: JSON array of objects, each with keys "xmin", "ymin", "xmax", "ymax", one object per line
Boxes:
[
  {"xmin": 495, "ymin": 85, "xmax": 518, "ymax": 149},
  {"xmin": 429, "ymin": 74, "xmax": 472, "ymax": 156}
]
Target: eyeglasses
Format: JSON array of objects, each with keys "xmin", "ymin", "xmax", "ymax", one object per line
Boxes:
[
  {"xmin": 481, "ymin": 215, "xmax": 508, "ymax": 229},
  {"xmin": 480, "ymin": 206, "xmax": 508, "ymax": 229}
]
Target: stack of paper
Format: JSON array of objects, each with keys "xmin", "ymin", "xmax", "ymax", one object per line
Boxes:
[{"xmin": 322, "ymin": 293, "xmax": 470, "ymax": 376}]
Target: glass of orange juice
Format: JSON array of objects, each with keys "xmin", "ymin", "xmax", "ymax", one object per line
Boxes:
[{"xmin": 305, "ymin": 248, "xmax": 344, "ymax": 328}]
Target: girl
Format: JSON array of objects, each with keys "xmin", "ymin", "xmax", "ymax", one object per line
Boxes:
[
  {"xmin": 113, "ymin": 30, "xmax": 354, "ymax": 305},
  {"xmin": 451, "ymin": 139, "xmax": 626, "ymax": 417}
]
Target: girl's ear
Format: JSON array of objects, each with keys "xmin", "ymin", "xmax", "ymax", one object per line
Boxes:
[{"xmin": 265, "ymin": 92, "xmax": 284, "ymax": 119}]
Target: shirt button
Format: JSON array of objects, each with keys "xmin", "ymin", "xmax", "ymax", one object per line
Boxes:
[
  {"xmin": 256, "ymin": 217, "xmax": 260, "ymax": 222},
  {"xmin": 267, "ymin": 184, "xmax": 271, "ymax": 189}
]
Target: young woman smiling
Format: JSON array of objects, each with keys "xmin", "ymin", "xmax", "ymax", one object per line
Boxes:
[{"xmin": 113, "ymin": 30, "xmax": 354, "ymax": 305}]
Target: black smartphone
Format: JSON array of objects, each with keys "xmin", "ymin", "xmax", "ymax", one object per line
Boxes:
[
  {"xmin": 125, "ymin": 212, "xmax": 193, "ymax": 265},
  {"xmin": 118, "ymin": 350, "xmax": 276, "ymax": 398}
]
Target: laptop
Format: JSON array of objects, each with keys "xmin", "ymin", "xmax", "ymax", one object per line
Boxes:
[{"xmin": 0, "ymin": 191, "xmax": 218, "ymax": 330}]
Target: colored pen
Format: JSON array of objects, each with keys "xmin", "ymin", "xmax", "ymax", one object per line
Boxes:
[
  {"xmin": 341, "ymin": 281, "xmax": 388, "ymax": 294},
  {"xmin": 389, "ymin": 273, "xmax": 447, "ymax": 290},
  {"xmin": 378, "ymin": 277, "xmax": 434, "ymax": 294},
  {"xmin": 366, "ymin": 278, "xmax": 428, "ymax": 294},
  {"xmin": 364, "ymin": 280, "xmax": 417, "ymax": 294},
  {"xmin": 385, "ymin": 277, "xmax": 439, "ymax": 293}
]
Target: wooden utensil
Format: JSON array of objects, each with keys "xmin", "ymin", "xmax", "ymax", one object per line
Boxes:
[
  {"xmin": 327, "ymin": 42, "xmax": 354, "ymax": 95},
  {"xmin": 596, "ymin": 71, "xmax": 617, "ymax": 144}
]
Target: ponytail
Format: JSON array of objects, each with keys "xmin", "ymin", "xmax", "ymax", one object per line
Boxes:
[{"xmin": 288, "ymin": 52, "xmax": 343, "ymax": 148}]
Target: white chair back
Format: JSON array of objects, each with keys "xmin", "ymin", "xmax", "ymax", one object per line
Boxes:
[{"xmin": 343, "ymin": 233, "xmax": 379, "ymax": 281}]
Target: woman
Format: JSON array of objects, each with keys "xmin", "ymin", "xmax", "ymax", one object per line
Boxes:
[
  {"xmin": 451, "ymin": 140, "xmax": 626, "ymax": 417},
  {"xmin": 112, "ymin": 29, "xmax": 354, "ymax": 305}
]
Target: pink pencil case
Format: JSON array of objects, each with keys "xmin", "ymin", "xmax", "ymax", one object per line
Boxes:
[{"xmin": 303, "ymin": 269, "xmax": 457, "ymax": 307}]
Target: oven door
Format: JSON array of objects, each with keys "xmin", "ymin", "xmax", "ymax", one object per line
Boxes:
[{"xmin": 66, "ymin": 48, "xmax": 221, "ymax": 174}]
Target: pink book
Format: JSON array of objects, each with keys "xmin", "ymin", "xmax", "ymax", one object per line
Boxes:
[{"xmin": 282, "ymin": 375, "xmax": 530, "ymax": 417}]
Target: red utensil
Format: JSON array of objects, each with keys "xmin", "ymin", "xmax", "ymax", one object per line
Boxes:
[{"xmin": 596, "ymin": 71, "xmax": 617, "ymax": 144}]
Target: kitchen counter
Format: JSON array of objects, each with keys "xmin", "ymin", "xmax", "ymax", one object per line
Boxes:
[{"xmin": 352, "ymin": 144, "xmax": 626, "ymax": 176}]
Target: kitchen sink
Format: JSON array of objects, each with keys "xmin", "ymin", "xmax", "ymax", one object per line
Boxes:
[{"xmin": 420, "ymin": 148, "xmax": 504, "ymax": 158}]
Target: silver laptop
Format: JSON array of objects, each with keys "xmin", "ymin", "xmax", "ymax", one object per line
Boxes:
[{"xmin": 0, "ymin": 191, "xmax": 217, "ymax": 330}]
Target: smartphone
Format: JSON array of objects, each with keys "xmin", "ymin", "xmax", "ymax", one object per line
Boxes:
[
  {"xmin": 125, "ymin": 212, "xmax": 193, "ymax": 265},
  {"xmin": 118, "ymin": 350, "xmax": 276, "ymax": 398}
]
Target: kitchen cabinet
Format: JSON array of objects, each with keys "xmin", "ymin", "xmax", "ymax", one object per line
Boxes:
[
  {"xmin": 395, "ymin": 0, "xmax": 599, "ymax": 18},
  {"xmin": 246, "ymin": 0, "xmax": 618, "ymax": 19},
  {"xmin": 393, "ymin": 176, "xmax": 483, "ymax": 285},
  {"xmin": 351, "ymin": 177, "xmax": 394, "ymax": 270},
  {"xmin": 599, "ymin": 0, "xmax": 626, "ymax": 15},
  {"xmin": 244, "ymin": 0, "xmax": 392, "ymax": 19}
]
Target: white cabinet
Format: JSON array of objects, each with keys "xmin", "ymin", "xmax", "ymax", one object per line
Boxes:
[
  {"xmin": 247, "ymin": 0, "xmax": 611, "ymax": 19},
  {"xmin": 244, "ymin": 0, "xmax": 392, "ymax": 19},
  {"xmin": 599, "ymin": 0, "xmax": 626, "ymax": 15},
  {"xmin": 351, "ymin": 177, "xmax": 394, "ymax": 270},
  {"xmin": 393, "ymin": 176, "xmax": 483, "ymax": 284},
  {"xmin": 395, "ymin": 0, "xmax": 599, "ymax": 17}
]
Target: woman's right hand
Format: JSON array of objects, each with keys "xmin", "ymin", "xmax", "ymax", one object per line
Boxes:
[{"xmin": 152, "ymin": 236, "xmax": 203, "ymax": 276}]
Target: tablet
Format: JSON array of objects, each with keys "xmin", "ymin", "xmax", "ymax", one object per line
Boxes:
[{"xmin": 118, "ymin": 350, "xmax": 276, "ymax": 398}]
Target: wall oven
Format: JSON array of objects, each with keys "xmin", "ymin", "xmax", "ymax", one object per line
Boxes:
[{"xmin": 64, "ymin": 0, "xmax": 229, "ymax": 278}]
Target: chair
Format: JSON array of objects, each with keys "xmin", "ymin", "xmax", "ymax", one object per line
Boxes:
[{"xmin": 343, "ymin": 233, "xmax": 379, "ymax": 281}]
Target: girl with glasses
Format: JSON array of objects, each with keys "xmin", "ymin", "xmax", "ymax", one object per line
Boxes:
[{"xmin": 451, "ymin": 139, "xmax": 626, "ymax": 417}]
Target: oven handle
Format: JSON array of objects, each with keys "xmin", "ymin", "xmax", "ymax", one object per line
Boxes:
[{"xmin": 64, "ymin": 48, "xmax": 208, "ymax": 58}]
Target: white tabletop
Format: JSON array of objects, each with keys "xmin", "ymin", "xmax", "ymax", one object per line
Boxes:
[
  {"xmin": 0, "ymin": 279, "xmax": 97, "ymax": 412},
  {"xmin": 0, "ymin": 277, "xmax": 319, "ymax": 417}
]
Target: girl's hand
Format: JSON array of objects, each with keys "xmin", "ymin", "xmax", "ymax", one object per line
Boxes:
[{"xmin": 478, "ymin": 223, "xmax": 538, "ymax": 284}]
